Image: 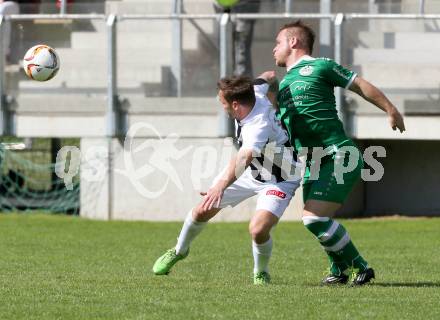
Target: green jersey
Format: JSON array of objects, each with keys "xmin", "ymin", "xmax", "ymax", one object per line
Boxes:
[{"xmin": 277, "ymin": 56, "xmax": 356, "ymax": 150}]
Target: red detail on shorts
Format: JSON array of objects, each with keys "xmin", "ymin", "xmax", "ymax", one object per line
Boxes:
[{"xmin": 266, "ymin": 190, "xmax": 286, "ymax": 199}]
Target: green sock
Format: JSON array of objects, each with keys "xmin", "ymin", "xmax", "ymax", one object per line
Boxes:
[
  {"xmin": 327, "ymin": 251, "xmax": 350, "ymax": 276},
  {"xmin": 302, "ymin": 216, "xmax": 368, "ymax": 275}
]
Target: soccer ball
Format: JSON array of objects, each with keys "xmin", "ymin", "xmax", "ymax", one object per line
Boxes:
[{"xmin": 23, "ymin": 45, "xmax": 60, "ymax": 81}]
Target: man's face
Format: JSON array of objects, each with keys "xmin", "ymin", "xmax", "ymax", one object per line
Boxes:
[
  {"xmin": 218, "ymin": 90, "xmax": 235, "ymax": 118},
  {"xmin": 273, "ymin": 29, "xmax": 291, "ymax": 67}
]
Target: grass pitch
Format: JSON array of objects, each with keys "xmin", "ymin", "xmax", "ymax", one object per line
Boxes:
[{"xmin": 1, "ymin": 214, "xmax": 439, "ymax": 319}]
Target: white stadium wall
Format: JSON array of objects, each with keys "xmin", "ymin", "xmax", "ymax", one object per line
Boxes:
[
  {"xmin": 80, "ymin": 137, "xmax": 305, "ymax": 222},
  {"xmin": 79, "ymin": 138, "xmax": 440, "ymax": 221}
]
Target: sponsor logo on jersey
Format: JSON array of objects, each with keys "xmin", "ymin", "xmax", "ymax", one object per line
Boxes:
[
  {"xmin": 299, "ymin": 65, "xmax": 314, "ymax": 76},
  {"xmin": 290, "ymin": 80, "xmax": 311, "ymax": 92},
  {"xmin": 266, "ymin": 190, "xmax": 286, "ymax": 198}
]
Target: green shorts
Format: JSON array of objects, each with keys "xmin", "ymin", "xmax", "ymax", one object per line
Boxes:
[{"xmin": 302, "ymin": 143, "xmax": 363, "ymax": 204}]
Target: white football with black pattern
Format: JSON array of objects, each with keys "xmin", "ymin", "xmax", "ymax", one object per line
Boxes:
[{"xmin": 23, "ymin": 44, "xmax": 60, "ymax": 81}]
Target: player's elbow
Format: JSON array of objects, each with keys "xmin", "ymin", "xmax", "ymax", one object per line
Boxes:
[{"xmin": 351, "ymin": 76, "xmax": 379, "ymax": 100}]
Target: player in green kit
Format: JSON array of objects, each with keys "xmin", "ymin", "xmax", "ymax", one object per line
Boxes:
[{"xmin": 273, "ymin": 21, "xmax": 406, "ymax": 285}]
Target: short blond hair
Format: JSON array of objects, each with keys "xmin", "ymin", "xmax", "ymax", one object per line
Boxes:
[{"xmin": 279, "ymin": 20, "xmax": 315, "ymax": 54}]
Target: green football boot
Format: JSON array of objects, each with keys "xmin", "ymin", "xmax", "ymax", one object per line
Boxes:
[
  {"xmin": 152, "ymin": 247, "xmax": 189, "ymax": 275},
  {"xmin": 253, "ymin": 271, "xmax": 271, "ymax": 285}
]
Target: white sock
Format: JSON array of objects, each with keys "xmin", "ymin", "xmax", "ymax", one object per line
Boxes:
[
  {"xmin": 252, "ymin": 237, "xmax": 273, "ymax": 274},
  {"xmin": 175, "ymin": 210, "xmax": 207, "ymax": 255}
]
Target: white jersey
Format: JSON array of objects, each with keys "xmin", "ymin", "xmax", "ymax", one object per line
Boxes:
[
  {"xmin": 211, "ymin": 81, "xmax": 300, "ymax": 217},
  {"xmin": 235, "ymin": 82, "xmax": 298, "ymax": 183}
]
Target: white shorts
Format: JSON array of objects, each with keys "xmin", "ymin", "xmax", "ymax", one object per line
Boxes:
[{"xmin": 211, "ymin": 168, "xmax": 300, "ymax": 218}]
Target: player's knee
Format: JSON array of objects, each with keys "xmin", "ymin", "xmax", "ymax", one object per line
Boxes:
[
  {"xmin": 249, "ymin": 222, "xmax": 270, "ymax": 242},
  {"xmin": 192, "ymin": 206, "xmax": 206, "ymax": 221},
  {"xmin": 192, "ymin": 205, "xmax": 216, "ymax": 222}
]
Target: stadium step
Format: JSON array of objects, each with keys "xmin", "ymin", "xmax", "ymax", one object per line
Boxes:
[
  {"xmin": 400, "ymin": 0, "xmax": 440, "ymax": 13},
  {"xmin": 346, "ymin": 92, "xmax": 399, "ymax": 115},
  {"xmin": 127, "ymin": 96, "xmax": 219, "ymax": 138},
  {"xmin": 14, "ymin": 94, "xmax": 106, "ymax": 114},
  {"xmin": 353, "ymin": 64, "xmax": 440, "ymax": 89},
  {"xmin": 105, "ymin": 0, "xmax": 173, "ymax": 15},
  {"xmin": 13, "ymin": 95, "xmax": 218, "ymax": 116},
  {"xmin": 13, "ymin": 94, "xmax": 220, "ymax": 137},
  {"xmin": 11, "ymin": 96, "xmax": 222, "ymax": 139},
  {"xmin": 366, "ymin": 19, "xmax": 434, "ymax": 32},
  {"xmin": 346, "ymin": 92, "xmax": 440, "ymax": 115},
  {"xmin": 70, "ymin": 30, "xmax": 201, "ymax": 50},
  {"xmin": 54, "ymin": 48, "xmax": 173, "ymax": 64},
  {"xmin": 404, "ymin": 99, "xmax": 440, "ymax": 115},
  {"xmin": 353, "ymin": 48, "xmax": 440, "ymax": 64},
  {"xmin": 357, "ymin": 31, "xmax": 440, "ymax": 50},
  {"xmin": 126, "ymin": 96, "xmax": 217, "ymax": 115},
  {"xmin": 105, "ymin": 0, "xmax": 216, "ymax": 15}
]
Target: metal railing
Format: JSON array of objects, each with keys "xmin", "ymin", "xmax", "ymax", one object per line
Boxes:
[
  {"xmin": 59, "ymin": 0, "xmax": 67, "ymax": 15},
  {"xmin": 55, "ymin": 0, "xmax": 429, "ymax": 15}
]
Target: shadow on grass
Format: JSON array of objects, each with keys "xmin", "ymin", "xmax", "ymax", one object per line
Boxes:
[
  {"xmin": 298, "ymin": 281, "xmax": 440, "ymax": 288},
  {"xmin": 371, "ymin": 282, "xmax": 440, "ymax": 288}
]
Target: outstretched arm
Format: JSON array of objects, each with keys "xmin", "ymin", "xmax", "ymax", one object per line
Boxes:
[
  {"xmin": 349, "ymin": 76, "xmax": 406, "ymax": 133},
  {"xmin": 200, "ymin": 148, "xmax": 253, "ymax": 211},
  {"xmin": 255, "ymin": 71, "xmax": 279, "ymax": 108}
]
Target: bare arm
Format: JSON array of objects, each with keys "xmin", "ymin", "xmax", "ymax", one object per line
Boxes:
[
  {"xmin": 256, "ymin": 70, "xmax": 279, "ymax": 109},
  {"xmin": 349, "ymin": 76, "xmax": 406, "ymax": 133},
  {"xmin": 256, "ymin": 70, "xmax": 276, "ymax": 83},
  {"xmin": 200, "ymin": 148, "xmax": 254, "ymax": 211}
]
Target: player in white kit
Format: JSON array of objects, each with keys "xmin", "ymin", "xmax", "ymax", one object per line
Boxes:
[{"xmin": 152, "ymin": 71, "xmax": 301, "ymax": 285}]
